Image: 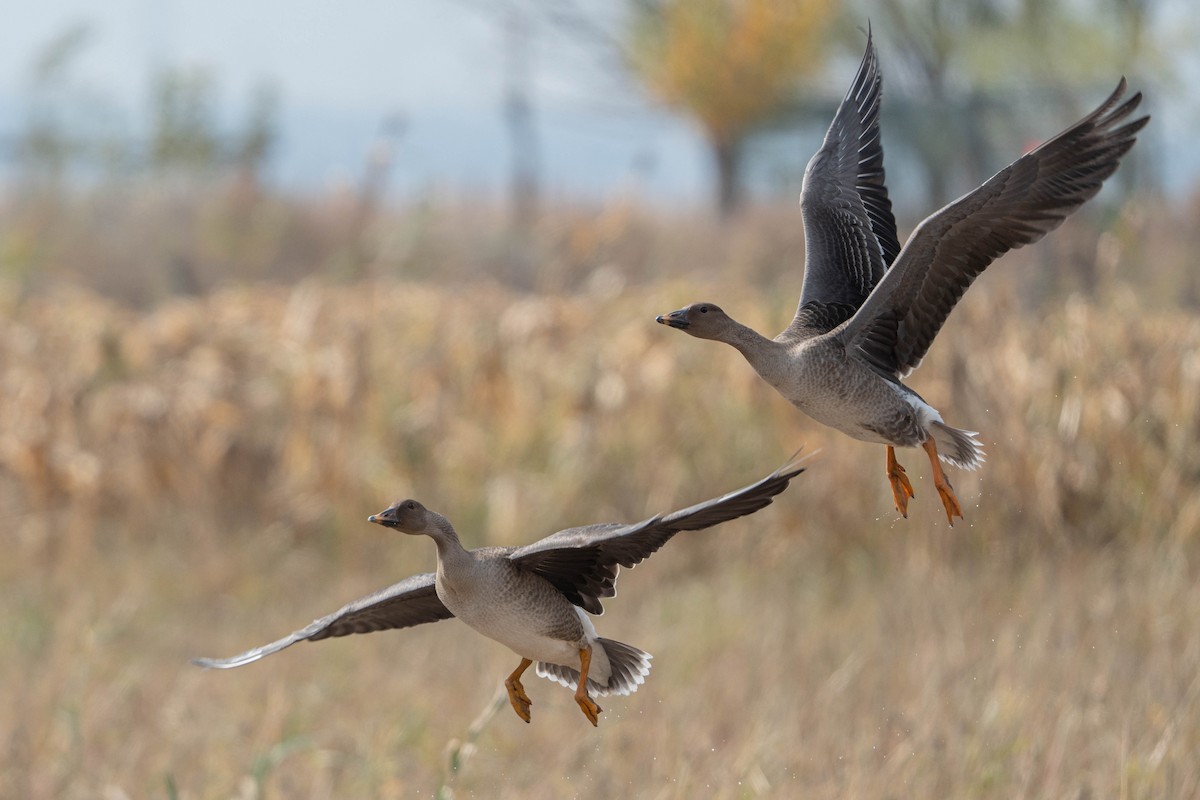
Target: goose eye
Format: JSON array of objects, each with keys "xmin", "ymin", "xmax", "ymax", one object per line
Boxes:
[
  {"xmin": 406, "ymin": 501, "xmax": 416, "ymax": 510},
  {"xmin": 699, "ymin": 306, "xmax": 709, "ymax": 313}
]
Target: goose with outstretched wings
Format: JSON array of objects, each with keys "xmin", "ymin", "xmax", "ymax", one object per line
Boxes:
[
  {"xmin": 656, "ymin": 31, "xmax": 1147, "ymax": 525},
  {"xmin": 195, "ymin": 458, "xmax": 805, "ymax": 726}
]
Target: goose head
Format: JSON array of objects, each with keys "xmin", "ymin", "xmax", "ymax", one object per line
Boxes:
[
  {"xmin": 655, "ymin": 302, "xmax": 734, "ymax": 341},
  {"xmin": 369, "ymin": 499, "xmax": 437, "ymax": 536}
]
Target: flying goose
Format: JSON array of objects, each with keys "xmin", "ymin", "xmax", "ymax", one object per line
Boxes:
[
  {"xmin": 195, "ymin": 459, "xmax": 804, "ymax": 726},
  {"xmin": 656, "ymin": 33, "xmax": 1147, "ymax": 524}
]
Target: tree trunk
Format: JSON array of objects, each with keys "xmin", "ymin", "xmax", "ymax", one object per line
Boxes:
[{"xmin": 712, "ymin": 137, "xmax": 742, "ymax": 219}]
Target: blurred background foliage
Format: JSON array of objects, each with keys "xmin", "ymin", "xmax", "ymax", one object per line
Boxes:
[
  {"xmin": 628, "ymin": 0, "xmax": 838, "ymax": 215},
  {"xmin": 2, "ymin": 1, "xmax": 1200, "ymax": 798}
]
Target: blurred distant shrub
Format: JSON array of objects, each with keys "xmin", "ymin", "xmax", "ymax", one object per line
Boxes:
[
  {"xmin": 149, "ymin": 66, "xmax": 279, "ymax": 183},
  {"xmin": 13, "ymin": 23, "xmax": 127, "ymax": 186},
  {"xmin": 11, "ymin": 25, "xmax": 279, "ymax": 189},
  {"xmin": 149, "ymin": 68, "xmax": 223, "ymax": 175}
]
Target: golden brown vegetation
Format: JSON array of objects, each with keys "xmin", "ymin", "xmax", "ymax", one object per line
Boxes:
[{"xmin": 2, "ymin": 196, "xmax": 1199, "ymax": 798}]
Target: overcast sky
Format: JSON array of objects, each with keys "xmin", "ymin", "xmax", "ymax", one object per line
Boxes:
[
  {"xmin": 3, "ymin": 1, "xmax": 1198, "ymax": 203},
  {"xmin": 0, "ymin": 0, "xmax": 712, "ymax": 201}
]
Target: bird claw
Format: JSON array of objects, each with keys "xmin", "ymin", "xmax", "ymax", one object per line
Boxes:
[
  {"xmin": 885, "ymin": 447, "xmax": 915, "ymax": 518},
  {"xmin": 505, "ymin": 678, "xmax": 533, "ymax": 723},
  {"xmin": 575, "ymin": 694, "xmax": 602, "ymax": 727},
  {"xmin": 934, "ymin": 478, "xmax": 964, "ymax": 527},
  {"xmin": 921, "ymin": 439, "xmax": 964, "ymax": 526}
]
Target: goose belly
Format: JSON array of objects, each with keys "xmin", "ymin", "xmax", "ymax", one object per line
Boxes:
[
  {"xmin": 772, "ymin": 349, "xmax": 932, "ymax": 447},
  {"xmin": 466, "ymin": 605, "xmax": 587, "ymax": 665},
  {"xmin": 438, "ymin": 575, "xmax": 593, "ymax": 666}
]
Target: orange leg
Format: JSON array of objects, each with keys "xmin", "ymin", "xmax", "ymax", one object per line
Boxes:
[
  {"xmin": 574, "ymin": 646, "xmax": 603, "ymax": 727},
  {"xmin": 504, "ymin": 658, "xmax": 534, "ymax": 723},
  {"xmin": 922, "ymin": 439, "xmax": 964, "ymax": 526},
  {"xmin": 885, "ymin": 446, "xmax": 915, "ymax": 518}
]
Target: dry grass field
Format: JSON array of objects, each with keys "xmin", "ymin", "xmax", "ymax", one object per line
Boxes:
[{"xmin": 2, "ymin": 195, "xmax": 1199, "ymax": 798}]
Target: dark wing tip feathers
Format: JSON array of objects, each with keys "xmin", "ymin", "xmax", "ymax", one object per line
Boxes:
[
  {"xmin": 1014, "ymin": 77, "xmax": 1147, "ymax": 217},
  {"xmin": 657, "ymin": 453, "xmax": 807, "ymax": 533},
  {"xmin": 512, "ymin": 454, "xmax": 807, "ymax": 616},
  {"xmin": 191, "ymin": 631, "xmax": 306, "ymax": 670},
  {"xmin": 849, "ymin": 77, "xmax": 1146, "ymax": 379},
  {"xmin": 796, "ymin": 24, "xmax": 899, "ymax": 321},
  {"xmin": 852, "ymin": 30, "xmax": 902, "ymax": 269},
  {"xmin": 192, "ymin": 574, "xmax": 450, "ymax": 670},
  {"xmin": 1043, "ymin": 77, "xmax": 1147, "ymax": 155}
]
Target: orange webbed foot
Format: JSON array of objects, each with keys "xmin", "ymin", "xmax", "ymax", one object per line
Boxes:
[
  {"xmin": 505, "ymin": 658, "xmax": 534, "ymax": 723},
  {"xmin": 933, "ymin": 477, "xmax": 964, "ymax": 526},
  {"xmin": 921, "ymin": 439, "xmax": 964, "ymax": 526},
  {"xmin": 574, "ymin": 646, "xmax": 603, "ymax": 727},
  {"xmin": 885, "ymin": 446, "xmax": 915, "ymax": 518},
  {"xmin": 575, "ymin": 694, "xmax": 602, "ymax": 727}
]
